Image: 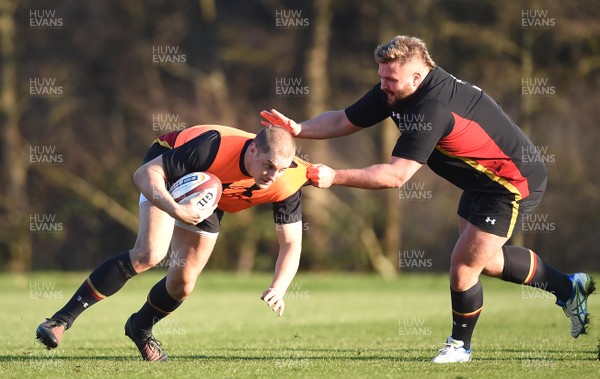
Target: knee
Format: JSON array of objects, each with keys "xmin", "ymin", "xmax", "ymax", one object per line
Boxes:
[
  {"xmin": 129, "ymin": 246, "xmax": 167, "ymax": 272},
  {"xmin": 166, "ymin": 278, "xmax": 196, "ymax": 301},
  {"xmin": 449, "ymin": 263, "xmax": 480, "ymax": 291}
]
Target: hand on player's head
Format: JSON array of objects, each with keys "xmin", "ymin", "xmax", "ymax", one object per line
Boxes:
[{"xmin": 260, "ymin": 109, "xmax": 301, "ymax": 136}]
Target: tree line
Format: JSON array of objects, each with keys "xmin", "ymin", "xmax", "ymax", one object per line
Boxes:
[{"xmin": 1, "ymin": 0, "xmax": 598, "ymax": 274}]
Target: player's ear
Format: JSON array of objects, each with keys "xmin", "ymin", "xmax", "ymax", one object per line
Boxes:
[
  {"xmin": 412, "ymin": 72, "xmax": 421, "ymax": 87},
  {"xmin": 248, "ymin": 141, "xmax": 257, "ymax": 156}
]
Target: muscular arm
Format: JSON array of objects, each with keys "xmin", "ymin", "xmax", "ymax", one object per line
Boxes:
[
  {"xmin": 133, "ymin": 156, "xmax": 213, "ymax": 225},
  {"xmin": 297, "ymin": 110, "xmax": 362, "ymax": 139},
  {"xmin": 261, "ymin": 221, "xmax": 303, "ymax": 316},
  {"xmin": 309, "ymin": 100, "xmax": 451, "ymax": 189},
  {"xmin": 261, "ymin": 109, "xmax": 363, "ymax": 139},
  {"xmin": 309, "ymin": 157, "xmax": 423, "ymax": 189},
  {"xmin": 133, "ymin": 156, "xmax": 179, "ymax": 216},
  {"xmin": 261, "ymin": 85, "xmax": 388, "ymax": 139}
]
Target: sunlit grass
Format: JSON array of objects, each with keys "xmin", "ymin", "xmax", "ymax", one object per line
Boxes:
[{"xmin": 1, "ymin": 271, "xmax": 598, "ymax": 378}]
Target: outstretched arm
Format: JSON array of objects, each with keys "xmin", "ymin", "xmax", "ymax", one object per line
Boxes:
[
  {"xmin": 261, "ymin": 109, "xmax": 362, "ymax": 139},
  {"xmin": 261, "ymin": 221, "xmax": 303, "ymax": 317},
  {"xmin": 307, "ymin": 157, "xmax": 423, "ymax": 189}
]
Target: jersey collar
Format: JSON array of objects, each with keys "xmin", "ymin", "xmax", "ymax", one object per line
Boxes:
[{"xmin": 239, "ymin": 139, "xmax": 252, "ymax": 177}]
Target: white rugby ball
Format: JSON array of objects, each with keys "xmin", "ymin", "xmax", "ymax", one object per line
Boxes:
[{"xmin": 169, "ymin": 172, "xmax": 222, "ymax": 209}]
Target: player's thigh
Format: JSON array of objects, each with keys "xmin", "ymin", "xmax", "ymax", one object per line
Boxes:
[
  {"xmin": 130, "ymin": 200, "xmax": 175, "ymax": 267},
  {"xmin": 451, "ymin": 222, "xmax": 509, "ymax": 269},
  {"xmin": 453, "ymin": 193, "xmax": 515, "ymax": 270},
  {"xmin": 450, "ymin": 222, "xmax": 509, "ymax": 289},
  {"xmin": 167, "ymin": 226, "xmax": 218, "ymax": 287},
  {"xmin": 458, "ymin": 216, "xmax": 469, "ymax": 236}
]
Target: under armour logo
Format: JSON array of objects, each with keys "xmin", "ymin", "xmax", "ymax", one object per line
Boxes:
[
  {"xmin": 453, "ymin": 320, "xmax": 467, "ymax": 328},
  {"xmin": 485, "ymin": 217, "xmax": 496, "ymax": 225},
  {"xmin": 77, "ymin": 295, "xmax": 89, "ymax": 308}
]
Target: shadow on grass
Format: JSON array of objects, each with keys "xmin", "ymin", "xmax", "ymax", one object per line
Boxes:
[
  {"xmin": 2, "ymin": 355, "xmax": 135, "ymax": 362},
  {"xmin": 179, "ymin": 346, "xmax": 598, "ymax": 362},
  {"xmin": 4, "ymin": 346, "xmax": 596, "ymax": 363}
]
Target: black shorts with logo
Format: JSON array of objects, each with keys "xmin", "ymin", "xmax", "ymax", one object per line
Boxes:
[{"xmin": 457, "ymin": 189, "xmax": 545, "ymax": 238}]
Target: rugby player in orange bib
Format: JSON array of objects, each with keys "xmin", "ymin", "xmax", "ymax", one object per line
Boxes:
[
  {"xmin": 36, "ymin": 125, "xmax": 310, "ymax": 361},
  {"xmin": 261, "ymin": 35, "xmax": 595, "ymax": 363}
]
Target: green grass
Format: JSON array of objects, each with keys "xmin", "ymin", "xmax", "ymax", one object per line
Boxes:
[{"xmin": 0, "ymin": 271, "xmax": 598, "ymax": 378}]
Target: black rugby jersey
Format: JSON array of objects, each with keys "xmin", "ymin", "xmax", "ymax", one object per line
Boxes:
[{"xmin": 345, "ymin": 67, "xmax": 547, "ymax": 199}]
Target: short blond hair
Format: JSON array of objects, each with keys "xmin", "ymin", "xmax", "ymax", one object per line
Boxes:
[{"xmin": 374, "ymin": 35, "xmax": 436, "ymax": 68}]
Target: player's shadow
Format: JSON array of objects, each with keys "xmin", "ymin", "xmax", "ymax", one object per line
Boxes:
[
  {"xmin": 4, "ymin": 346, "xmax": 597, "ymax": 363},
  {"xmin": 177, "ymin": 347, "xmax": 599, "ymax": 362},
  {"xmin": 0, "ymin": 355, "xmax": 135, "ymax": 362}
]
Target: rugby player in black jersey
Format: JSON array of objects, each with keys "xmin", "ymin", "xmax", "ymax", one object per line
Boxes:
[{"xmin": 261, "ymin": 35, "xmax": 594, "ymax": 363}]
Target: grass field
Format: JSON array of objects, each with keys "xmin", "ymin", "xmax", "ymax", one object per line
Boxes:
[{"xmin": 0, "ymin": 271, "xmax": 598, "ymax": 378}]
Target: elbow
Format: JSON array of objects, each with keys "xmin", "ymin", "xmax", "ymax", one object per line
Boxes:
[
  {"xmin": 390, "ymin": 175, "xmax": 409, "ymax": 189},
  {"xmin": 382, "ymin": 159, "xmax": 420, "ymax": 189},
  {"xmin": 280, "ymin": 243, "xmax": 302, "ymax": 259},
  {"xmin": 281, "ymin": 241, "xmax": 302, "ymax": 254},
  {"xmin": 364, "ymin": 175, "xmax": 406, "ymax": 190},
  {"xmin": 380, "ymin": 172, "xmax": 408, "ymax": 189},
  {"xmin": 132, "ymin": 166, "xmax": 145, "ymax": 191}
]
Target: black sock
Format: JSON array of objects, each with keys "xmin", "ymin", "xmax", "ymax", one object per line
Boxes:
[
  {"xmin": 53, "ymin": 251, "xmax": 137, "ymax": 328},
  {"xmin": 501, "ymin": 245, "xmax": 572, "ymax": 302},
  {"xmin": 451, "ymin": 281, "xmax": 483, "ymax": 350},
  {"xmin": 132, "ymin": 276, "xmax": 183, "ymax": 337}
]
